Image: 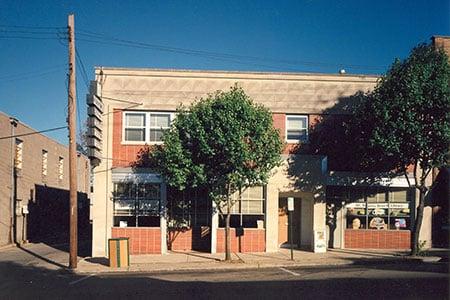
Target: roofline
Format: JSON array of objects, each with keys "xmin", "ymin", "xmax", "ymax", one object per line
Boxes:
[
  {"xmin": 93, "ymin": 66, "xmax": 381, "ymax": 79},
  {"xmin": 432, "ymin": 35, "xmax": 450, "ymax": 39}
]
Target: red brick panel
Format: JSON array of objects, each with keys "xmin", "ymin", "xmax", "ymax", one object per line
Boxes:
[
  {"xmin": 168, "ymin": 226, "xmax": 211, "ymax": 251},
  {"xmin": 112, "ymin": 111, "xmax": 324, "ymax": 164},
  {"xmin": 272, "ymin": 113, "xmax": 285, "ymax": 141},
  {"xmin": 168, "ymin": 228, "xmax": 192, "ymax": 251},
  {"xmin": 111, "ymin": 227, "xmax": 161, "ymax": 254},
  {"xmin": 345, "ymin": 229, "xmax": 410, "ymax": 249},
  {"xmin": 273, "ymin": 113, "xmax": 320, "ymax": 154},
  {"xmin": 111, "ymin": 109, "xmax": 149, "ymax": 167},
  {"xmin": 216, "ymin": 228, "xmax": 265, "ymax": 253}
]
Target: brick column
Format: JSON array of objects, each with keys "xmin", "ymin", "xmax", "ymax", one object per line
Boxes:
[
  {"xmin": 210, "ymin": 200, "xmax": 218, "ymax": 253},
  {"xmin": 160, "ymin": 183, "xmax": 167, "ymax": 254}
]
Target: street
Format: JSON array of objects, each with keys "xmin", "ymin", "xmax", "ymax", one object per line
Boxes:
[{"xmin": 0, "ymin": 244, "xmax": 448, "ymax": 299}]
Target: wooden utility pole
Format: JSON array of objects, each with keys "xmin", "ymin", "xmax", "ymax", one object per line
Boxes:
[{"xmin": 68, "ymin": 14, "xmax": 78, "ymax": 269}]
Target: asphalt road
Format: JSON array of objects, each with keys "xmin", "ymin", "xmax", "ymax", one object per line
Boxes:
[{"xmin": 0, "ymin": 259, "xmax": 448, "ymax": 299}]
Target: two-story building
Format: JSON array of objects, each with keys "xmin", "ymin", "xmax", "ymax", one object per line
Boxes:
[
  {"xmin": 87, "ymin": 66, "xmax": 436, "ymax": 257},
  {"xmin": 0, "ymin": 111, "xmax": 91, "ymax": 248}
]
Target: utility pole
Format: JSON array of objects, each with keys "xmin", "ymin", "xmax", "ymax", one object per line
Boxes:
[{"xmin": 68, "ymin": 14, "xmax": 78, "ymax": 269}]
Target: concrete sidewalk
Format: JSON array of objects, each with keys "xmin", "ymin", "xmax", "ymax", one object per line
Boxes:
[
  {"xmin": 76, "ymin": 248, "xmax": 441, "ymax": 274},
  {"xmin": 1, "ymin": 242, "xmax": 445, "ymax": 274}
]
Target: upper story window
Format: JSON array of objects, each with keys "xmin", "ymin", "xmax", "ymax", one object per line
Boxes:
[
  {"xmin": 286, "ymin": 115, "xmax": 308, "ymax": 143},
  {"xmin": 123, "ymin": 111, "xmax": 174, "ymax": 144},
  {"xmin": 149, "ymin": 113, "xmax": 171, "ymax": 142},
  {"xmin": 58, "ymin": 157, "xmax": 64, "ymax": 180},
  {"xmin": 124, "ymin": 112, "xmax": 146, "ymax": 142},
  {"xmin": 15, "ymin": 139, "xmax": 23, "ymax": 169},
  {"xmin": 42, "ymin": 150, "xmax": 48, "ymax": 176}
]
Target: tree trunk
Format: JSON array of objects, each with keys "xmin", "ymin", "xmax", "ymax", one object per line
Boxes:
[
  {"xmin": 225, "ymin": 195, "xmax": 231, "ymax": 261},
  {"xmin": 411, "ymin": 187, "xmax": 425, "ymax": 255}
]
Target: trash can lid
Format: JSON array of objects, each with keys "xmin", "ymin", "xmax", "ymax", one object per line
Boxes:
[{"xmin": 109, "ymin": 237, "xmax": 129, "ymax": 241}]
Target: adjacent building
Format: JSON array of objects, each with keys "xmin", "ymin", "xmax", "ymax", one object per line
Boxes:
[
  {"xmin": 87, "ymin": 65, "xmax": 437, "ymax": 257},
  {"xmin": 0, "ymin": 111, "xmax": 91, "ymax": 248}
]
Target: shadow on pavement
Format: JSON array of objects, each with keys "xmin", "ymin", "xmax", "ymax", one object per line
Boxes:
[
  {"xmin": 84, "ymin": 257, "xmax": 109, "ymax": 266},
  {"xmin": 169, "ymin": 250, "xmax": 222, "ymax": 262},
  {"xmin": 0, "ymin": 259, "xmax": 448, "ymax": 299},
  {"xmin": 17, "ymin": 245, "xmax": 67, "ymax": 269}
]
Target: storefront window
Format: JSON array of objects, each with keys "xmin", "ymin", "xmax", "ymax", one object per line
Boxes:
[
  {"xmin": 218, "ymin": 186, "xmax": 266, "ymax": 228},
  {"xmin": 167, "ymin": 187, "xmax": 211, "ymax": 228},
  {"xmin": 113, "ymin": 182, "xmax": 161, "ymax": 227},
  {"xmin": 230, "ymin": 186, "xmax": 265, "ymax": 215},
  {"xmin": 339, "ymin": 187, "xmax": 412, "ymax": 230}
]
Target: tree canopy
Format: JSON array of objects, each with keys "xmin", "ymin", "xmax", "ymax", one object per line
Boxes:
[
  {"xmin": 357, "ymin": 42, "xmax": 450, "ymax": 254},
  {"xmin": 151, "ymin": 85, "xmax": 283, "ymax": 260},
  {"xmin": 367, "ymin": 43, "xmax": 450, "ymax": 175},
  {"xmin": 152, "ymin": 85, "xmax": 283, "ymax": 200}
]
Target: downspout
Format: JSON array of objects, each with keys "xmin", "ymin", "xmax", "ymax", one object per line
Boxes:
[{"xmin": 9, "ymin": 117, "xmax": 18, "ymax": 244}]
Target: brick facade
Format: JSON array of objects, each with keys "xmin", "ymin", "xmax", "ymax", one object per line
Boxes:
[
  {"xmin": 433, "ymin": 36, "xmax": 450, "ymax": 58},
  {"xmin": 112, "ymin": 110, "xmax": 146, "ymax": 168},
  {"xmin": 345, "ymin": 229, "xmax": 410, "ymax": 249},
  {"xmin": 111, "ymin": 227, "xmax": 161, "ymax": 254},
  {"xmin": 168, "ymin": 226, "xmax": 211, "ymax": 251},
  {"xmin": 112, "ymin": 110, "xmax": 321, "ymax": 164},
  {"xmin": 0, "ymin": 111, "xmax": 90, "ymax": 247},
  {"xmin": 216, "ymin": 228, "xmax": 265, "ymax": 253}
]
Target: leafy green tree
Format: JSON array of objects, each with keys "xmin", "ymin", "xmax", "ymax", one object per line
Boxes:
[
  {"xmin": 152, "ymin": 85, "xmax": 283, "ymax": 260},
  {"xmin": 363, "ymin": 43, "xmax": 450, "ymax": 255}
]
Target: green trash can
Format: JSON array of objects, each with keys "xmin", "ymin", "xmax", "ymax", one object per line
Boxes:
[{"xmin": 108, "ymin": 237, "xmax": 130, "ymax": 268}]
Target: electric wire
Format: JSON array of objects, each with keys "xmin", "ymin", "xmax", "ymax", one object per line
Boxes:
[
  {"xmin": 77, "ymin": 29, "xmax": 386, "ymax": 72},
  {"xmin": 76, "ymin": 37, "xmax": 300, "ymax": 71},
  {"xmin": 0, "ymin": 36, "xmax": 63, "ymax": 40},
  {"xmin": 0, "ymin": 126, "xmax": 68, "ymax": 140},
  {"xmin": 0, "ymin": 65, "xmax": 67, "ymax": 83},
  {"xmin": 0, "ymin": 24, "xmax": 65, "ymax": 29},
  {"xmin": 75, "ymin": 49, "xmax": 90, "ymax": 88}
]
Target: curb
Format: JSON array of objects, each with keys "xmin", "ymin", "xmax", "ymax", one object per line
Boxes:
[
  {"xmin": 0, "ymin": 243, "xmax": 17, "ymax": 252},
  {"xmin": 72, "ymin": 256, "xmax": 443, "ymax": 275}
]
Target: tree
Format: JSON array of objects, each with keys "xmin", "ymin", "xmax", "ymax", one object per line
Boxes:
[
  {"xmin": 361, "ymin": 43, "xmax": 450, "ymax": 255},
  {"xmin": 76, "ymin": 120, "xmax": 89, "ymax": 156},
  {"xmin": 151, "ymin": 85, "xmax": 283, "ymax": 260}
]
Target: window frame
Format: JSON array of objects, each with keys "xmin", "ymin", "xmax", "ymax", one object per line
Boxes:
[
  {"xmin": 285, "ymin": 115, "xmax": 309, "ymax": 143},
  {"xmin": 230, "ymin": 185, "xmax": 266, "ymax": 215},
  {"xmin": 58, "ymin": 156, "xmax": 64, "ymax": 180},
  {"xmin": 122, "ymin": 111, "xmax": 174, "ymax": 145},
  {"xmin": 342, "ymin": 187, "xmax": 412, "ymax": 230},
  {"xmin": 15, "ymin": 139, "xmax": 23, "ymax": 170},
  {"xmin": 122, "ymin": 111, "xmax": 147, "ymax": 144},
  {"xmin": 42, "ymin": 150, "xmax": 48, "ymax": 177}
]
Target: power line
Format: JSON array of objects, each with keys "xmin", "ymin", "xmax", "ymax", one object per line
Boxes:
[
  {"xmin": 0, "ymin": 126, "xmax": 67, "ymax": 140},
  {"xmin": 0, "ymin": 29, "xmax": 65, "ymax": 35},
  {"xmin": 0, "ymin": 64, "xmax": 66, "ymax": 81},
  {"xmin": 77, "ymin": 37, "xmax": 300, "ymax": 71},
  {"xmin": 0, "ymin": 24, "xmax": 65, "ymax": 29},
  {"xmin": 0, "ymin": 35, "xmax": 62, "ymax": 40},
  {"xmin": 75, "ymin": 49, "xmax": 90, "ymax": 88},
  {"xmin": 0, "ymin": 68, "xmax": 65, "ymax": 84},
  {"xmin": 77, "ymin": 29, "xmax": 387, "ymax": 72},
  {"xmin": 95, "ymin": 95, "xmax": 143, "ymax": 105}
]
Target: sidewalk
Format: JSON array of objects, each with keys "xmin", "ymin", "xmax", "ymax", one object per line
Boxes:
[
  {"xmin": 2, "ymin": 242, "xmax": 445, "ymax": 274},
  {"xmin": 76, "ymin": 248, "xmax": 442, "ymax": 274}
]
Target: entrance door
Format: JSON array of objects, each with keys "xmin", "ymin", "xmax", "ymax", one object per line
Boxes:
[
  {"xmin": 279, "ymin": 197, "xmax": 301, "ymax": 248},
  {"xmin": 278, "ymin": 199, "xmax": 288, "ymax": 246}
]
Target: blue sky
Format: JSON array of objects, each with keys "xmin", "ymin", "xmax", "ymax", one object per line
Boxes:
[{"xmin": 1, "ymin": 0, "xmax": 449, "ymax": 144}]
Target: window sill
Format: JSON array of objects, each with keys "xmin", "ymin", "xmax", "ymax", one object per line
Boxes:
[
  {"xmin": 121, "ymin": 141, "xmax": 164, "ymax": 146},
  {"xmin": 285, "ymin": 140, "xmax": 309, "ymax": 144}
]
